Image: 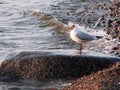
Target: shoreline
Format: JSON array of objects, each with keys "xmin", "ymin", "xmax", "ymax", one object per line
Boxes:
[{"xmin": 0, "ymin": 0, "xmax": 119, "ymax": 90}]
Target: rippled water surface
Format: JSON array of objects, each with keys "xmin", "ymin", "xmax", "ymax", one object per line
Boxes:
[{"xmin": 0, "ymin": 0, "xmax": 71, "ymax": 61}]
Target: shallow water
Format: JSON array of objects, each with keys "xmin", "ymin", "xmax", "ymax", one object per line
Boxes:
[
  {"xmin": 0, "ymin": 0, "xmax": 68, "ymax": 61},
  {"xmin": 0, "ymin": 79, "xmax": 73, "ymax": 90}
]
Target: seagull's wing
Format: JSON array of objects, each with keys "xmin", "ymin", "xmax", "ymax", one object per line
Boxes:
[
  {"xmin": 76, "ymin": 29, "xmax": 97, "ymax": 41},
  {"xmin": 74, "ymin": 24, "xmax": 97, "ymax": 41}
]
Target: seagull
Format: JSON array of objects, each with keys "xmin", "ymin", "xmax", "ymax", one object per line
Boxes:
[{"xmin": 69, "ymin": 24, "xmax": 102, "ymax": 52}]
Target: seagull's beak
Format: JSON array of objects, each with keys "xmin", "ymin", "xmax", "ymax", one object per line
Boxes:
[{"xmin": 69, "ymin": 25, "xmax": 75, "ymax": 30}]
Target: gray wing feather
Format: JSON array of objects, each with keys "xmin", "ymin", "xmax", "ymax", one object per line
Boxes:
[{"xmin": 76, "ymin": 30, "xmax": 96, "ymax": 41}]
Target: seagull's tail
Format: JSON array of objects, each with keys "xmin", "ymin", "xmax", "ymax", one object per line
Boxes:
[
  {"xmin": 96, "ymin": 36, "xmax": 103, "ymax": 39},
  {"xmin": 96, "ymin": 36, "xmax": 111, "ymax": 40}
]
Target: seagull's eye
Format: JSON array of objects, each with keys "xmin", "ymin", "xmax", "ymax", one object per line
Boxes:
[{"xmin": 69, "ymin": 25, "xmax": 75, "ymax": 30}]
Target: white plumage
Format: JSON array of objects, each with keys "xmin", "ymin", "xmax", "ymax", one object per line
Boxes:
[{"xmin": 69, "ymin": 24, "xmax": 101, "ymax": 51}]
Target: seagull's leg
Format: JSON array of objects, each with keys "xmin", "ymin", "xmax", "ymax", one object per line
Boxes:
[
  {"xmin": 79, "ymin": 43, "xmax": 82, "ymax": 51},
  {"xmin": 79, "ymin": 43, "xmax": 82, "ymax": 54}
]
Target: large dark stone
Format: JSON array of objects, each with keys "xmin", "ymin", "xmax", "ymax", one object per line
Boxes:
[
  {"xmin": 63, "ymin": 62, "xmax": 120, "ymax": 90},
  {"xmin": 0, "ymin": 51, "xmax": 120, "ymax": 82}
]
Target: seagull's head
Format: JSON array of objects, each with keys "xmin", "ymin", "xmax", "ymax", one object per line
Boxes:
[
  {"xmin": 69, "ymin": 25, "xmax": 75, "ymax": 30},
  {"xmin": 68, "ymin": 22, "xmax": 76, "ymax": 31}
]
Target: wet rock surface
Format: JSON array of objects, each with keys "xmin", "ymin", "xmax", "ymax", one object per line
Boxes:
[
  {"xmin": 106, "ymin": 1, "xmax": 120, "ymax": 34},
  {"xmin": 103, "ymin": 1, "xmax": 120, "ymax": 55},
  {"xmin": 62, "ymin": 62, "xmax": 120, "ymax": 90},
  {"xmin": 0, "ymin": 51, "xmax": 119, "ymax": 82}
]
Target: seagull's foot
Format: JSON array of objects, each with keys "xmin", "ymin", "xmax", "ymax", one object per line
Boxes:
[
  {"xmin": 79, "ymin": 50, "xmax": 82, "ymax": 55},
  {"xmin": 77, "ymin": 49, "xmax": 82, "ymax": 54},
  {"xmin": 77, "ymin": 48, "xmax": 82, "ymax": 51}
]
